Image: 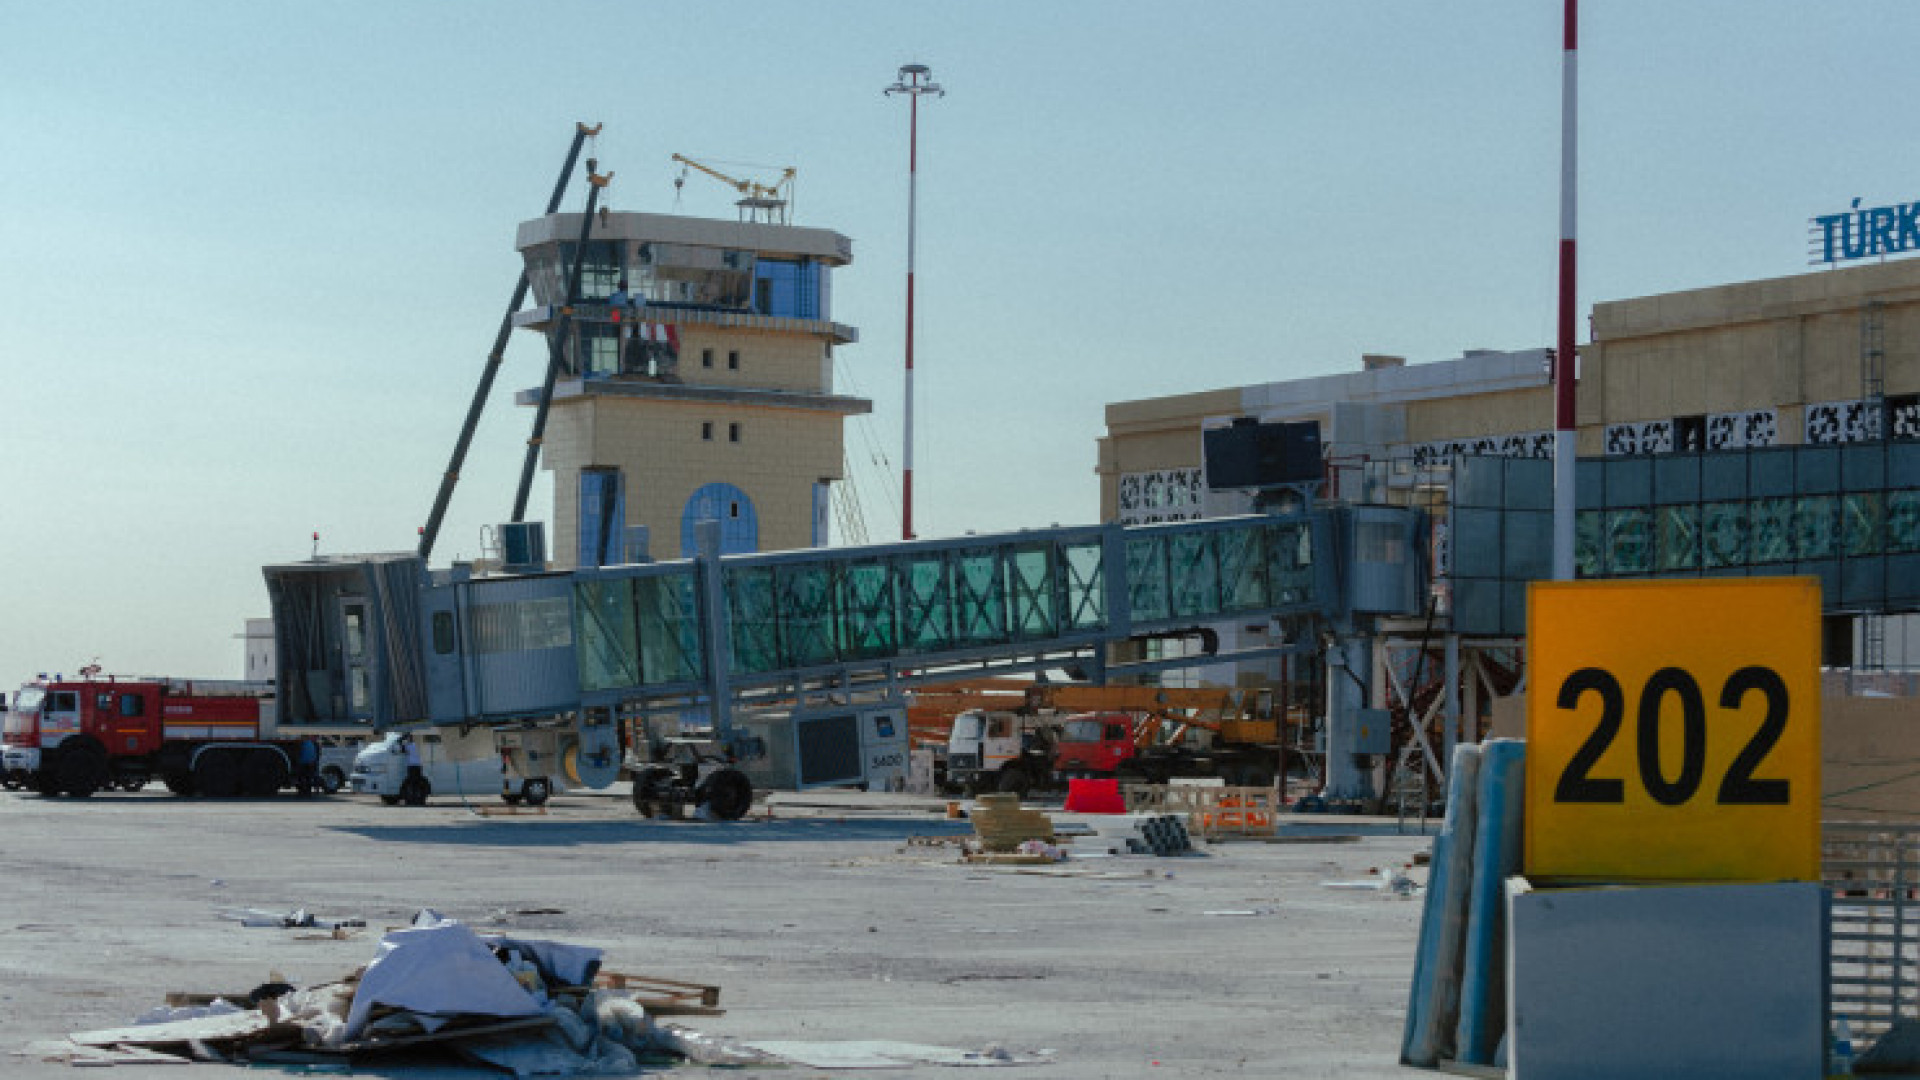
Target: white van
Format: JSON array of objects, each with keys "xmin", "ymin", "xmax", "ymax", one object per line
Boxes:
[{"xmin": 350, "ymin": 731, "xmax": 555, "ymax": 807}]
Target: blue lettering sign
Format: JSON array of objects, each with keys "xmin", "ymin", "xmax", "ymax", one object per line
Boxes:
[{"xmin": 1813, "ymin": 197, "xmax": 1920, "ymax": 264}]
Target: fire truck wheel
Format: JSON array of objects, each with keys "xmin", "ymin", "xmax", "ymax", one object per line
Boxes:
[
  {"xmin": 241, "ymin": 752, "xmax": 286, "ymax": 798},
  {"xmin": 31, "ymin": 772, "xmax": 61, "ymax": 797},
  {"xmin": 319, "ymin": 766, "xmax": 345, "ymax": 795},
  {"xmin": 521, "ymin": 778, "xmax": 551, "ymax": 807},
  {"xmin": 696, "ymin": 768, "xmax": 754, "ymax": 821},
  {"xmin": 59, "ymin": 738, "xmax": 108, "ymax": 798},
  {"xmin": 195, "ymin": 751, "xmax": 241, "ymax": 798},
  {"xmin": 163, "ymin": 772, "xmax": 195, "ymax": 796}
]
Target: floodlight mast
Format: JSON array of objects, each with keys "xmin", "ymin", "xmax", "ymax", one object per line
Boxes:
[
  {"xmin": 886, "ymin": 63, "xmax": 943, "ymax": 541},
  {"xmin": 1553, "ymin": 2, "xmax": 1578, "ymax": 580}
]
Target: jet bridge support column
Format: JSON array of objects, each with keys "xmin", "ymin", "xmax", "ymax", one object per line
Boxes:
[
  {"xmin": 1322, "ymin": 629, "xmax": 1375, "ymax": 804},
  {"xmin": 694, "ymin": 520, "xmax": 734, "ymax": 743}
]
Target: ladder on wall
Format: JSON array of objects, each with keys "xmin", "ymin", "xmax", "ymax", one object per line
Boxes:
[{"xmin": 1860, "ymin": 300, "xmax": 1889, "ymax": 672}]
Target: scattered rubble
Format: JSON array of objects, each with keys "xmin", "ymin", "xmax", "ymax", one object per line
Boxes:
[
  {"xmin": 36, "ymin": 909, "xmax": 1051, "ymax": 1073},
  {"xmin": 42, "ymin": 913, "xmax": 763, "ymax": 1074}
]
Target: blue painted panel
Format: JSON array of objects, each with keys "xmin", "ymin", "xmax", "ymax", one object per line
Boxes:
[
  {"xmin": 1701, "ymin": 452, "xmax": 1746, "ymax": 502},
  {"xmin": 1576, "ymin": 458, "xmax": 1605, "ymax": 510},
  {"xmin": 1843, "ymin": 443, "xmax": 1887, "ymax": 492},
  {"xmin": 1653, "ymin": 454, "xmax": 1700, "ymax": 505},
  {"xmin": 1454, "ymin": 456, "xmax": 1503, "ymax": 510},
  {"xmin": 1749, "ymin": 447, "xmax": 1794, "ymax": 498},
  {"xmin": 681, "ymin": 483, "xmax": 758, "ymax": 556},
  {"xmin": 1509, "ymin": 882, "xmax": 1827, "ymax": 1080},
  {"xmin": 1603, "ymin": 456, "xmax": 1651, "ymax": 507},
  {"xmin": 1504, "ymin": 457, "xmax": 1552, "ymax": 510},
  {"xmin": 1798, "ymin": 445, "xmax": 1840, "ymax": 495},
  {"xmin": 1451, "ymin": 508, "xmax": 1502, "ymax": 579}
]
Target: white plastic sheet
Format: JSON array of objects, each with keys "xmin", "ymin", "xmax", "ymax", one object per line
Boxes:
[{"xmin": 343, "ymin": 920, "xmax": 543, "ymax": 1040}]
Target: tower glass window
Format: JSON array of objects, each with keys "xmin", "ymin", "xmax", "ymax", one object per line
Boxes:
[{"xmin": 559, "ymin": 241, "xmax": 623, "ymax": 302}]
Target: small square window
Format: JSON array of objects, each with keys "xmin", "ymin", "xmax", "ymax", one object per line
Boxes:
[
  {"xmin": 727, "ymin": 350, "xmax": 740, "ymax": 371},
  {"xmin": 702, "ymin": 421, "xmax": 713, "ymax": 441},
  {"xmin": 729, "ymin": 501, "xmax": 740, "ymax": 518},
  {"xmin": 729, "ymin": 423, "xmax": 741, "ymax": 443},
  {"xmin": 701, "ymin": 348, "xmax": 714, "ymax": 368}
]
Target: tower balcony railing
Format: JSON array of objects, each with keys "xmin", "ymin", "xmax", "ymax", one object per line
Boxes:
[{"xmin": 512, "ymin": 303, "xmax": 858, "ymax": 345}]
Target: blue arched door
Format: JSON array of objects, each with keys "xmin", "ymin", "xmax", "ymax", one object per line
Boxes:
[{"xmin": 681, "ymin": 483, "xmax": 758, "ymax": 556}]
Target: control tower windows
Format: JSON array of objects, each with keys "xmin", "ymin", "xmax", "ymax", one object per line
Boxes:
[
  {"xmin": 559, "ymin": 241, "xmax": 622, "ymax": 302},
  {"xmin": 752, "ymin": 258, "xmax": 822, "ymax": 318},
  {"xmin": 729, "ymin": 423, "xmax": 741, "ymax": 443},
  {"xmin": 728, "ymin": 350, "xmax": 740, "ymax": 371}
]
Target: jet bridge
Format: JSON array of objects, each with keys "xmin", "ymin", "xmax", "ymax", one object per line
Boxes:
[{"xmin": 263, "ymin": 504, "xmax": 1426, "ymax": 798}]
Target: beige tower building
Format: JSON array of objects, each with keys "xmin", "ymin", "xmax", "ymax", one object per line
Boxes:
[{"xmin": 512, "ymin": 212, "xmax": 870, "ymax": 568}]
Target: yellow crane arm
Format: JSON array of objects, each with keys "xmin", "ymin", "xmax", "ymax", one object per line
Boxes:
[{"xmin": 672, "ymin": 153, "xmax": 752, "ymax": 195}]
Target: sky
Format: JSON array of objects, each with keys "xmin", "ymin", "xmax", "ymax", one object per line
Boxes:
[{"xmin": 4, "ymin": 0, "xmax": 1918, "ymax": 688}]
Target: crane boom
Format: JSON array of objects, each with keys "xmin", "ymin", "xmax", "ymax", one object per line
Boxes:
[
  {"xmin": 670, "ymin": 154, "xmax": 796, "ymax": 224},
  {"xmin": 418, "ymin": 122, "xmax": 601, "ymax": 560}
]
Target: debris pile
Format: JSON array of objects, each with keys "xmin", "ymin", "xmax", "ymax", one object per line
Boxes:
[{"xmin": 43, "ymin": 911, "xmax": 764, "ymax": 1074}]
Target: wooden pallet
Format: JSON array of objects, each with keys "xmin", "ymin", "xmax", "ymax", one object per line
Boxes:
[{"xmin": 592, "ymin": 971, "xmax": 724, "ymax": 1015}]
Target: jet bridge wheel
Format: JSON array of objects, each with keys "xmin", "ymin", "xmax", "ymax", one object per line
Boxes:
[
  {"xmin": 630, "ymin": 767, "xmax": 675, "ymax": 819},
  {"xmin": 696, "ymin": 768, "xmax": 754, "ymax": 822}
]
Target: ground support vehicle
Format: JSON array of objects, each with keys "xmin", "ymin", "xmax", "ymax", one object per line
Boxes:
[
  {"xmin": 350, "ymin": 729, "xmax": 556, "ymax": 808},
  {"xmin": 943, "ymin": 709, "xmax": 1060, "ymax": 797},
  {"xmin": 626, "ymin": 705, "xmax": 909, "ymax": 820},
  {"xmin": 934, "ymin": 685, "xmax": 1286, "ymax": 794},
  {"xmin": 1055, "ymin": 708, "xmax": 1285, "ymax": 788},
  {"xmin": 2, "ymin": 676, "xmax": 360, "ymax": 799}
]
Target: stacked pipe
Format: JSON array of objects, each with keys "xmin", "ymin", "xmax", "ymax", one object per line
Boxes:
[{"xmin": 1080, "ymin": 814, "xmax": 1192, "ymax": 856}]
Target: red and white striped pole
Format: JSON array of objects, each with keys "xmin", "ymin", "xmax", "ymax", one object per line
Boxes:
[
  {"xmin": 887, "ymin": 63, "xmax": 943, "ymax": 541},
  {"xmin": 1553, "ymin": 0, "xmax": 1579, "ymax": 580}
]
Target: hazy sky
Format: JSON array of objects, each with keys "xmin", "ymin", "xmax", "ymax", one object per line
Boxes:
[{"xmin": 5, "ymin": 0, "xmax": 1916, "ymax": 688}]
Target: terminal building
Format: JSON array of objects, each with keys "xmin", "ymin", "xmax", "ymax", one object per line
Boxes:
[
  {"xmin": 511, "ymin": 210, "xmax": 870, "ymax": 569},
  {"xmin": 1099, "ymin": 257, "xmax": 1920, "ymax": 732}
]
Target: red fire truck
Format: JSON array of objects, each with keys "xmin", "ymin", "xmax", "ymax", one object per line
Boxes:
[{"xmin": 2, "ymin": 675, "xmax": 349, "ymax": 798}]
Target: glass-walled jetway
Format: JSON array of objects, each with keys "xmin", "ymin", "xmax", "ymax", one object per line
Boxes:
[
  {"xmin": 265, "ymin": 506, "xmax": 1424, "ymax": 733},
  {"xmin": 1447, "ymin": 444, "xmax": 1920, "ymax": 636}
]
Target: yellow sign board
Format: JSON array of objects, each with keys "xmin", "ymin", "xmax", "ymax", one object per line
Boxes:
[{"xmin": 1524, "ymin": 578, "xmax": 1821, "ymax": 882}]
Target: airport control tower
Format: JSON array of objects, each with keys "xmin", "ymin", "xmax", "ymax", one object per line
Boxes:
[{"xmin": 511, "ymin": 210, "xmax": 870, "ymax": 568}]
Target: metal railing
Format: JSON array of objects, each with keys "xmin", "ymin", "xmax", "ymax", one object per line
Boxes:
[{"xmin": 1825, "ymin": 822, "xmax": 1920, "ymax": 1041}]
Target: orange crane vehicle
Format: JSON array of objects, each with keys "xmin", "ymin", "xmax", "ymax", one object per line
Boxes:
[{"xmin": 921, "ymin": 681, "xmax": 1294, "ymax": 796}]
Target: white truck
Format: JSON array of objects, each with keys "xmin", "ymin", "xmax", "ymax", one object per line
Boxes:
[{"xmin": 350, "ymin": 729, "xmax": 558, "ymax": 807}]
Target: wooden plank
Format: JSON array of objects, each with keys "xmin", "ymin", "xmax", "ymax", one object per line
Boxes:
[
  {"xmin": 71, "ymin": 1011, "xmax": 284, "ymax": 1048},
  {"xmin": 595, "ymin": 971, "xmax": 721, "ymax": 1008}
]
